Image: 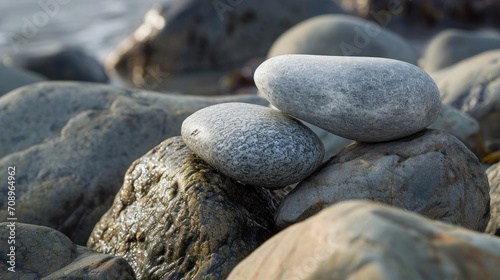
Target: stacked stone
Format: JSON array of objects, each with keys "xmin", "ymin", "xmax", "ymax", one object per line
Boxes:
[{"xmin": 182, "ymin": 54, "xmax": 490, "ymax": 233}]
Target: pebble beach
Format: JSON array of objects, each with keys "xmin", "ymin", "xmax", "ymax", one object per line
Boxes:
[{"xmin": 1, "ymin": 0, "xmax": 500, "ymax": 279}]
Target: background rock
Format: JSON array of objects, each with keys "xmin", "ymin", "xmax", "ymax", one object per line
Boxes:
[
  {"xmin": 7, "ymin": 47, "xmax": 109, "ymax": 83},
  {"xmin": 276, "ymin": 129, "xmax": 490, "ymax": 231},
  {"xmin": 229, "ymin": 200, "xmax": 500, "ymax": 280},
  {"xmin": 432, "ymin": 50, "xmax": 500, "ymax": 145},
  {"xmin": 0, "ymin": 63, "xmax": 44, "ymax": 96},
  {"xmin": 0, "ymin": 82, "xmax": 268, "ymax": 245},
  {"xmin": 0, "ymin": 222, "xmax": 135, "ymax": 279},
  {"xmin": 88, "ymin": 137, "xmax": 276, "ymax": 280},
  {"xmin": 268, "ymin": 15, "xmax": 418, "ymax": 64},
  {"xmin": 421, "ymin": 29, "xmax": 500, "ymax": 72},
  {"xmin": 107, "ymin": 0, "xmax": 345, "ymax": 94}
]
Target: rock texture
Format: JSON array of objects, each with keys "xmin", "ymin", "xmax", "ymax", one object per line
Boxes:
[
  {"xmin": 433, "ymin": 50, "xmax": 500, "ymax": 144},
  {"xmin": 0, "ymin": 222, "xmax": 135, "ymax": 279},
  {"xmin": 182, "ymin": 103, "xmax": 324, "ymax": 188},
  {"xmin": 107, "ymin": 0, "xmax": 344, "ymax": 94},
  {"xmin": 276, "ymin": 129, "xmax": 490, "ymax": 231},
  {"xmin": 429, "ymin": 103, "xmax": 485, "ymax": 157},
  {"xmin": 486, "ymin": 163, "xmax": 500, "ymax": 236},
  {"xmin": 0, "ymin": 63, "xmax": 44, "ymax": 96},
  {"xmin": 9, "ymin": 47, "xmax": 109, "ymax": 83},
  {"xmin": 0, "ymin": 82, "xmax": 268, "ymax": 245},
  {"xmin": 421, "ymin": 29, "xmax": 500, "ymax": 72},
  {"xmin": 268, "ymin": 15, "xmax": 418, "ymax": 64},
  {"xmin": 229, "ymin": 200, "xmax": 500, "ymax": 280},
  {"xmin": 88, "ymin": 137, "xmax": 276, "ymax": 280},
  {"xmin": 255, "ymin": 55, "xmax": 441, "ymax": 142}
]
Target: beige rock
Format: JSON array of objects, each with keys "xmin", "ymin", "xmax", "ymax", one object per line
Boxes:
[
  {"xmin": 486, "ymin": 163, "xmax": 500, "ymax": 236},
  {"xmin": 229, "ymin": 200, "xmax": 500, "ymax": 280}
]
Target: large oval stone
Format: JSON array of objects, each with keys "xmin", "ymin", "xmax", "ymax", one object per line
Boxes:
[
  {"xmin": 255, "ymin": 55, "xmax": 441, "ymax": 142},
  {"xmin": 181, "ymin": 103, "xmax": 324, "ymax": 188},
  {"xmin": 275, "ymin": 129, "xmax": 490, "ymax": 231}
]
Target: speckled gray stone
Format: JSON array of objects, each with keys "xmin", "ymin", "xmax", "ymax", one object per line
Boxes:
[
  {"xmin": 0, "ymin": 223, "xmax": 135, "ymax": 279},
  {"xmin": 276, "ymin": 129, "xmax": 490, "ymax": 231},
  {"xmin": 88, "ymin": 137, "xmax": 276, "ymax": 279},
  {"xmin": 422, "ymin": 29, "xmax": 500, "ymax": 72},
  {"xmin": 181, "ymin": 103, "xmax": 324, "ymax": 188},
  {"xmin": 229, "ymin": 200, "xmax": 500, "ymax": 280},
  {"xmin": 255, "ymin": 55, "xmax": 441, "ymax": 142},
  {"xmin": 268, "ymin": 15, "xmax": 418, "ymax": 65}
]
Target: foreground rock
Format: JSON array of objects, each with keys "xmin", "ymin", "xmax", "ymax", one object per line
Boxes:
[
  {"xmin": 276, "ymin": 129, "xmax": 490, "ymax": 231},
  {"xmin": 0, "ymin": 82, "xmax": 267, "ymax": 245},
  {"xmin": 433, "ymin": 50, "xmax": 500, "ymax": 144},
  {"xmin": 229, "ymin": 200, "xmax": 500, "ymax": 280},
  {"xmin": 182, "ymin": 103, "xmax": 324, "ymax": 188},
  {"xmin": 268, "ymin": 15, "xmax": 418, "ymax": 64},
  {"xmin": 0, "ymin": 63, "xmax": 44, "ymax": 96},
  {"xmin": 255, "ymin": 55, "xmax": 441, "ymax": 142},
  {"xmin": 107, "ymin": 0, "xmax": 344, "ymax": 94},
  {"xmin": 421, "ymin": 29, "xmax": 500, "ymax": 72},
  {"xmin": 9, "ymin": 47, "xmax": 109, "ymax": 83},
  {"xmin": 0, "ymin": 223, "xmax": 134, "ymax": 279},
  {"xmin": 487, "ymin": 163, "xmax": 500, "ymax": 236},
  {"xmin": 88, "ymin": 137, "xmax": 276, "ymax": 279}
]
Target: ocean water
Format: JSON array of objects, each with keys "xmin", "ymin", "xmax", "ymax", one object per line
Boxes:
[{"xmin": 0, "ymin": 0, "xmax": 164, "ymax": 63}]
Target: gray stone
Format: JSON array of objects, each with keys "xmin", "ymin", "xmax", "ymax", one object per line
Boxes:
[
  {"xmin": 228, "ymin": 200, "xmax": 500, "ymax": 280},
  {"xmin": 181, "ymin": 103, "xmax": 324, "ymax": 188},
  {"xmin": 107, "ymin": 0, "xmax": 344, "ymax": 95},
  {"xmin": 88, "ymin": 137, "xmax": 276, "ymax": 280},
  {"xmin": 0, "ymin": 63, "xmax": 44, "ymax": 96},
  {"xmin": 308, "ymin": 103, "xmax": 485, "ymax": 161},
  {"xmin": 429, "ymin": 103, "xmax": 486, "ymax": 157},
  {"xmin": 268, "ymin": 15, "xmax": 418, "ymax": 65},
  {"xmin": 0, "ymin": 82, "xmax": 268, "ymax": 245},
  {"xmin": 0, "ymin": 222, "xmax": 135, "ymax": 279},
  {"xmin": 276, "ymin": 129, "xmax": 490, "ymax": 231},
  {"xmin": 421, "ymin": 29, "xmax": 500, "ymax": 72},
  {"xmin": 8, "ymin": 47, "xmax": 109, "ymax": 83},
  {"xmin": 486, "ymin": 163, "xmax": 500, "ymax": 236},
  {"xmin": 432, "ymin": 50, "xmax": 500, "ymax": 144},
  {"xmin": 255, "ymin": 54, "xmax": 441, "ymax": 142}
]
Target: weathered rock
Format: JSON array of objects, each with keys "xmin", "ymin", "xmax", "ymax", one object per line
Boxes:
[
  {"xmin": 0, "ymin": 63, "xmax": 44, "ymax": 96},
  {"xmin": 182, "ymin": 103, "xmax": 324, "ymax": 188},
  {"xmin": 0, "ymin": 82, "xmax": 268, "ymax": 245},
  {"xmin": 107, "ymin": 0, "xmax": 344, "ymax": 94},
  {"xmin": 429, "ymin": 103, "xmax": 485, "ymax": 157},
  {"xmin": 486, "ymin": 163, "xmax": 500, "ymax": 236},
  {"xmin": 276, "ymin": 129, "xmax": 490, "ymax": 231},
  {"xmin": 268, "ymin": 15, "xmax": 418, "ymax": 64},
  {"xmin": 255, "ymin": 55, "xmax": 441, "ymax": 142},
  {"xmin": 422, "ymin": 29, "xmax": 500, "ymax": 72},
  {"xmin": 432, "ymin": 50, "xmax": 500, "ymax": 143},
  {"xmin": 9, "ymin": 47, "xmax": 109, "ymax": 83},
  {"xmin": 0, "ymin": 222, "xmax": 135, "ymax": 279},
  {"xmin": 229, "ymin": 200, "xmax": 500, "ymax": 280},
  {"xmin": 88, "ymin": 137, "xmax": 276, "ymax": 280}
]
